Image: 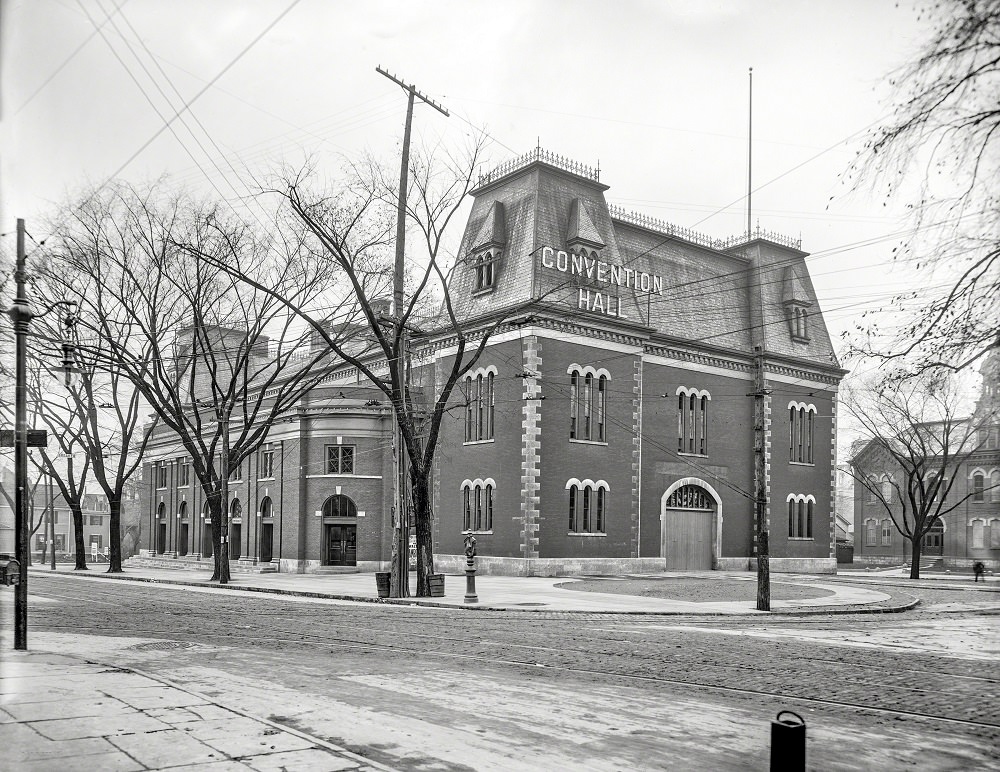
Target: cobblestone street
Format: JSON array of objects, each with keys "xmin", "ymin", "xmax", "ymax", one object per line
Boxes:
[{"xmin": 3, "ymin": 573, "xmax": 999, "ymax": 770}]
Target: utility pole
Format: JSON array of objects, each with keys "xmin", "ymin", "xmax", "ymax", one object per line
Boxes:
[
  {"xmin": 752, "ymin": 345, "xmax": 771, "ymax": 611},
  {"xmin": 48, "ymin": 472, "xmax": 55, "ymax": 571},
  {"xmin": 11, "ymin": 220, "xmax": 33, "ymax": 649},
  {"xmin": 376, "ymin": 66, "xmax": 448, "ymax": 599}
]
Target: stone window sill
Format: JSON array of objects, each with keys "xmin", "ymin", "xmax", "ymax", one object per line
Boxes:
[
  {"xmin": 463, "ymin": 439, "xmax": 495, "ymax": 446},
  {"xmin": 568, "ymin": 532, "xmax": 607, "ymax": 537},
  {"xmin": 569, "ymin": 439, "xmax": 608, "ymax": 446}
]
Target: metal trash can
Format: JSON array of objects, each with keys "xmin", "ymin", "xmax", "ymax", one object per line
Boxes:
[
  {"xmin": 375, "ymin": 572, "xmax": 391, "ymax": 598},
  {"xmin": 770, "ymin": 710, "xmax": 806, "ymax": 771}
]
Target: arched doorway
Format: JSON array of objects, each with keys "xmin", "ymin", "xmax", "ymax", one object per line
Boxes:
[
  {"xmin": 660, "ymin": 479, "xmax": 721, "ymax": 570},
  {"xmin": 321, "ymin": 494, "xmax": 357, "ymax": 566},
  {"xmin": 155, "ymin": 503, "xmax": 167, "ymax": 554},
  {"xmin": 230, "ymin": 499, "xmax": 242, "ymax": 560},
  {"xmin": 178, "ymin": 501, "xmax": 189, "ymax": 557},
  {"xmin": 259, "ymin": 496, "xmax": 274, "ymax": 564},
  {"xmin": 922, "ymin": 518, "xmax": 945, "ymax": 556},
  {"xmin": 202, "ymin": 502, "xmax": 213, "ymax": 559}
]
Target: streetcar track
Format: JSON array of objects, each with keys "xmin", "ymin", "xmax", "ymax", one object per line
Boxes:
[{"xmin": 41, "ymin": 622, "xmax": 1000, "ymax": 732}]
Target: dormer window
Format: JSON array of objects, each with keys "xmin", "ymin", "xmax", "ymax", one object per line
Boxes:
[
  {"xmin": 473, "ymin": 250, "xmax": 499, "ymax": 293},
  {"xmin": 780, "ymin": 265, "xmax": 813, "ymax": 344},
  {"xmin": 468, "ymin": 201, "xmax": 506, "ymax": 296}
]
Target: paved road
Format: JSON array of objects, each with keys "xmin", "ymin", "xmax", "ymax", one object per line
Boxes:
[{"xmin": 9, "ymin": 573, "xmax": 1000, "ymax": 771}]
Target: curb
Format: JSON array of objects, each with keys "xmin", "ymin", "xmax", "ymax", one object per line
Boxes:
[{"xmin": 28, "ymin": 568, "xmax": 921, "ymax": 617}]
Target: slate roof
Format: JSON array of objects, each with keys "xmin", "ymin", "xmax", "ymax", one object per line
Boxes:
[{"xmin": 447, "ymin": 155, "xmax": 842, "ymax": 373}]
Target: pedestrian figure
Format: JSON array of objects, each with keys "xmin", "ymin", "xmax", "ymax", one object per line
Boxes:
[{"xmin": 973, "ymin": 561, "xmax": 985, "ymax": 582}]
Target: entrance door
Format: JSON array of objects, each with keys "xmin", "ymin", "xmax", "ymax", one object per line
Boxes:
[
  {"xmin": 325, "ymin": 524, "xmax": 357, "ymax": 566},
  {"xmin": 202, "ymin": 523, "xmax": 213, "ymax": 558},
  {"xmin": 662, "ymin": 510, "xmax": 713, "ymax": 570},
  {"xmin": 260, "ymin": 523, "xmax": 273, "ymax": 563},
  {"xmin": 156, "ymin": 522, "xmax": 166, "ymax": 554},
  {"xmin": 923, "ymin": 520, "xmax": 944, "ymax": 556},
  {"xmin": 178, "ymin": 523, "xmax": 189, "ymax": 556},
  {"xmin": 230, "ymin": 524, "xmax": 242, "ymax": 560}
]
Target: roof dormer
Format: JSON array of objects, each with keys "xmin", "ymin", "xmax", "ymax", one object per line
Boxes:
[
  {"xmin": 781, "ymin": 265, "xmax": 813, "ymax": 343},
  {"xmin": 566, "ymin": 198, "xmax": 605, "ymax": 251}
]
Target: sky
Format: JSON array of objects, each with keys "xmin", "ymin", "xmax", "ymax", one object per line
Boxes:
[{"xmin": 1, "ymin": 0, "xmax": 934, "ymax": 391}]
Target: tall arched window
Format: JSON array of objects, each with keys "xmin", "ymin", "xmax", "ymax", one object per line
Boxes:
[
  {"xmin": 259, "ymin": 496, "xmax": 273, "ymax": 518},
  {"xmin": 566, "ymin": 478, "xmax": 609, "ymax": 534},
  {"xmin": 464, "ymin": 367, "xmax": 496, "ymax": 442},
  {"xmin": 972, "ymin": 472, "xmax": 985, "ymax": 502},
  {"xmin": 788, "ymin": 402, "xmax": 817, "ymax": 464},
  {"xmin": 461, "ymin": 479, "xmax": 494, "ymax": 532},
  {"xmin": 569, "ymin": 366, "xmax": 611, "ymax": 442},
  {"xmin": 676, "ymin": 388, "xmax": 711, "ymax": 455},
  {"xmin": 786, "ymin": 494, "xmax": 815, "ymax": 538}
]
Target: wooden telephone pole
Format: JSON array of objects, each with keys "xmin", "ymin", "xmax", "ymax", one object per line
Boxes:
[
  {"xmin": 752, "ymin": 345, "xmax": 771, "ymax": 611},
  {"xmin": 376, "ymin": 67, "xmax": 448, "ymax": 598}
]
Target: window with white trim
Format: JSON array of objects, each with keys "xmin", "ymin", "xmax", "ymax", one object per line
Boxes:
[
  {"xmin": 990, "ymin": 518, "xmax": 1000, "ymax": 549},
  {"xmin": 326, "ymin": 445, "xmax": 355, "ymax": 474},
  {"xmin": 177, "ymin": 459, "xmax": 190, "ymax": 487},
  {"xmin": 566, "ymin": 478, "xmax": 608, "ymax": 534},
  {"xmin": 464, "ymin": 368, "xmax": 496, "ymax": 442},
  {"xmin": 677, "ymin": 387, "xmax": 710, "ymax": 455},
  {"xmin": 880, "ymin": 475, "xmax": 893, "ymax": 502},
  {"xmin": 569, "ymin": 365, "xmax": 609, "ymax": 442},
  {"xmin": 472, "ymin": 250, "xmax": 500, "ymax": 293},
  {"xmin": 864, "ymin": 519, "xmax": 878, "ymax": 546},
  {"xmin": 881, "ymin": 519, "xmax": 893, "ymax": 546},
  {"xmin": 154, "ymin": 461, "xmax": 168, "ymax": 489},
  {"xmin": 462, "ymin": 478, "xmax": 494, "ymax": 532},
  {"xmin": 972, "ymin": 471, "xmax": 985, "ymax": 502},
  {"xmin": 229, "ymin": 462, "xmax": 242, "ymax": 482},
  {"xmin": 786, "ymin": 494, "xmax": 814, "ymax": 538},
  {"xmin": 971, "ymin": 519, "xmax": 986, "ymax": 549},
  {"xmin": 788, "ymin": 402, "xmax": 816, "ymax": 464},
  {"xmin": 259, "ymin": 444, "xmax": 275, "ymax": 479}
]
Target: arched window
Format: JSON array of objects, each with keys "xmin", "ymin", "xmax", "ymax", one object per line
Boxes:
[
  {"xmin": 881, "ymin": 477, "xmax": 893, "ymax": 502},
  {"xmin": 322, "ymin": 494, "xmax": 357, "ymax": 519},
  {"xmin": 464, "ymin": 367, "xmax": 496, "ymax": 442},
  {"xmin": 972, "ymin": 472, "xmax": 985, "ymax": 502},
  {"xmin": 569, "ymin": 366, "xmax": 611, "ymax": 442},
  {"xmin": 566, "ymin": 479, "xmax": 608, "ymax": 534},
  {"xmin": 229, "ymin": 499, "xmax": 242, "ymax": 520},
  {"xmin": 970, "ymin": 519, "xmax": 986, "ymax": 549},
  {"xmin": 881, "ymin": 518, "xmax": 892, "ymax": 545},
  {"xmin": 178, "ymin": 501, "xmax": 188, "ymax": 519},
  {"xmin": 461, "ymin": 479, "xmax": 494, "ymax": 532},
  {"xmin": 676, "ymin": 388, "xmax": 711, "ymax": 455},
  {"xmin": 259, "ymin": 496, "xmax": 273, "ymax": 519},
  {"xmin": 788, "ymin": 402, "xmax": 817, "ymax": 464},
  {"xmin": 992, "ymin": 470, "xmax": 1000, "ymax": 503},
  {"xmin": 665, "ymin": 485, "xmax": 713, "ymax": 510},
  {"xmin": 786, "ymin": 494, "xmax": 815, "ymax": 538}
]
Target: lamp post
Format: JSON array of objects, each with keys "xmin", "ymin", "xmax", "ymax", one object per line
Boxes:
[{"xmin": 9, "ymin": 219, "xmax": 77, "ymax": 650}]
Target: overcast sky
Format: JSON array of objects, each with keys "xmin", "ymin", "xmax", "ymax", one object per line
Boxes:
[{"xmin": 2, "ymin": 0, "xmax": 932, "ymax": 374}]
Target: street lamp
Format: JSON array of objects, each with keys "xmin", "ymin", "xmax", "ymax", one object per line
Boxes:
[{"xmin": 8, "ymin": 219, "xmax": 77, "ymax": 651}]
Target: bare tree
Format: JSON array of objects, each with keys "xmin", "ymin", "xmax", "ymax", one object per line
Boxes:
[
  {"xmin": 846, "ymin": 0, "xmax": 1000, "ymax": 373},
  {"xmin": 50, "ymin": 181, "xmax": 341, "ymax": 584},
  {"xmin": 847, "ymin": 371, "xmax": 996, "ymax": 578},
  {"xmin": 196, "ymin": 138, "xmax": 529, "ymax": 597}
]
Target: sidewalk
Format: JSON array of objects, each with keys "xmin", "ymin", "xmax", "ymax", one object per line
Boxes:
[
  {"xmin": 25, "ymin": 563, "xmax": 908, "ymax": 615},
  {"xmin": 0, "ymin": 645, "xmax": 393, "ymax": 772}
]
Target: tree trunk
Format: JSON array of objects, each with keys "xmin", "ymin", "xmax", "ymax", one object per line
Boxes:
[
  {"xmin": 208, "ymin": 493, "xmax": 231, "ymax": 584},
  {"xmin": 71, "ymin": 504, "xmax": 87, "ymax": 570},
  {"xmin": 412, "ymin": 470, "xmax": 434, "ymax": 598},
  {"xmin": 909, "ymin": 536, "xmax": 922, "ymax": 579},
  {"xmin": 107, "ymin": 495, "xmax": 123, "ymax": 573}
]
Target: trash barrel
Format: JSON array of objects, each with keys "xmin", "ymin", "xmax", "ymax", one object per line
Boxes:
[
  {"xmin": 375, "ymin": 571, "xmax": 391, "ymax": 598},
  {"xmin": 770, "ymin": 710, "xmax": 806, "ymax": 772}
]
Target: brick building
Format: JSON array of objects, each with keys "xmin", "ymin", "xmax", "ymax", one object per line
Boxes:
[
  {"xmin": 140, "ymin": 148, "xmax": 845, "ymax": 575},
  {"xmin": 852, "ymin": 351, "xmax": 1000, "ymax": 570}
]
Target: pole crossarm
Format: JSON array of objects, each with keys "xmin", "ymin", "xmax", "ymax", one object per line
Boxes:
[{"xmin": 376, "ymin": 66, "xmax": 449, "ymax": 116}]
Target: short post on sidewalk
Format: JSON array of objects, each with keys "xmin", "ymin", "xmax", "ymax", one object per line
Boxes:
[
  {"xmin": 463, "ymin": 533, "xmax": 478, "ymax": 604},
  {"xmin": 770, "ymin": 710, "xmax": 806, "ymax": 772}
]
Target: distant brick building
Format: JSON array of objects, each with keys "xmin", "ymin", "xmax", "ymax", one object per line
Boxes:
[
  {"xmin": 852, "ymin": 351, "xmax": 1000, "ymax": 569},
  {"xmin": 140, "ymin": 148, "xmax": 845, "ymax": 575}
]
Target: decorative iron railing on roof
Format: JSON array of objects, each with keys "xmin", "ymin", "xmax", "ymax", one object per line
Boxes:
[
  {"xmin": 715, "ymin": 226, "xmax": 802, "ymax": 251},
  {"xmin": 608, "ymin": 204, "xmax": 721, "ymax": 249},
  {"xmin": 477, "ymin": 147, "xmax": 600, "ymax": 188},
  {"xmin": 608, "ymin": 204, "xmax": 802, "ymax": 251}
]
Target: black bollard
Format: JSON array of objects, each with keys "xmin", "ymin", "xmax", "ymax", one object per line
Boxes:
[{"xmin": 770, "ymin": 710, "xmax": 806, "ymax": 772}]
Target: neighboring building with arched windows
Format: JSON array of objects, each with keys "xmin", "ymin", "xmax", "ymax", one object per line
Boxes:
[
  {"xmin": 138, "ymin": 148, "xmax": 845, "ymax": 574},
  {"xmin": 851, "ymin": 350, "xmax": 1000, "ymax": 570}
]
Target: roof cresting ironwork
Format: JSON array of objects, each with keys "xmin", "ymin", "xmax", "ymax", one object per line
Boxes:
[{"xmin": 477, "ymin": 146, "xmax": 600, "ymax": 188}]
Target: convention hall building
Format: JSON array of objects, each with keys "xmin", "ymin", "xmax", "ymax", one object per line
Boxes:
[{"xmin": 139, "ymin": 148, "xmax": 846, "ymax": 575}]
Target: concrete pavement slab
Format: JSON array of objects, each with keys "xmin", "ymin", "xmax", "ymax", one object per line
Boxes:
[{"xmin": 244, "ymin": 748, "xmax": 364, "ymax": 771}]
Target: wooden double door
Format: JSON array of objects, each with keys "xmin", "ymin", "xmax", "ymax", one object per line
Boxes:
[
  {"xmin": 324, "ymin": 524, "xmax": 357, "ymax": 566},
  {"xmin": 662, "ymin": 509, "xmax": 714, "ymax": 570}
]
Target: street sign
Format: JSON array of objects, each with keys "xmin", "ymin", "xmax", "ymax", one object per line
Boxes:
[{"xmin": 0, "ymin": 429, "xmax": 47, "ymax": 447}]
